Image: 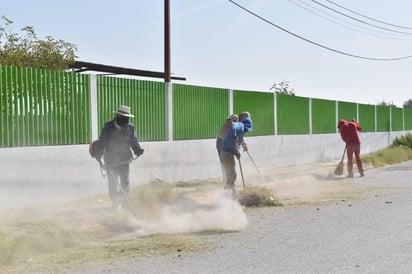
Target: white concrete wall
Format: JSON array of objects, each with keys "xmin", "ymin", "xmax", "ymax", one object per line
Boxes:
[{"xmin": 0, "ymin": 131, "xmax": 407, "ymax": 208}]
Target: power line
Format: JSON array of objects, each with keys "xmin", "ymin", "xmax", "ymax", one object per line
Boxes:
[
  {"xmin": 310, "ymin": 0, "xmax": 412, "ymax": 35},
  {"xmin": 325, "ymin": 0, "xmax": 412, "ymax": 30},
  {"xmin": 228, "ymin": 0, "xmax": 412, "ymax": 61},
  {"xmin": 289, "ymin": 0, "xmax": 411, "ymax": 40}
]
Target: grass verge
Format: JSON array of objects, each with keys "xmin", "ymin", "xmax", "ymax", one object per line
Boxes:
[{"xmin": 362, "ymin": 145, "xmax": 412, "ymax": 167}]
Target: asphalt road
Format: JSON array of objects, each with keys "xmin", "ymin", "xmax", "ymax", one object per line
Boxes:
[{"xmin": 73, "ymin": 161, "xmax": 412, "ymax": 274}]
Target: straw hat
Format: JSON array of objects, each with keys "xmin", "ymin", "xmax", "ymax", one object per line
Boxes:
[{"xmin": 114, "ymin": 105, "xmax": 134, "ymax": 117}]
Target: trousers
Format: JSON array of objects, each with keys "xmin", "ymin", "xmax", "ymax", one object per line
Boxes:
[
  {"xmin": 106, "ymin": 163, "xmax": 130, "ymax": 208},
  {"xmin": 347, "ymin": 143, "xmax": 364, "ymax": 175},
  {"xmin": 219, "ymin": 151, "xmax": 237, "ymax": 195}
]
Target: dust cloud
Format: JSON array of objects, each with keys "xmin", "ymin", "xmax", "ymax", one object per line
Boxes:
[
  {"xmin": 0, "ymin": 162, "xmax": 368, "ymax": 272},
  {"xmin": 101, "ymin": 188, "xmax": 248, "ymax": 236},
  {"xmin": 136, "ymin": 189, "xmax": 248, "ymax": 235}
]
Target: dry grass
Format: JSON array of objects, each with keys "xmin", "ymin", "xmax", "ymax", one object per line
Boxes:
[
  {"xmin": 0, "ymin": 224, "xmax": 206, "ymax": 274},
  {"xmin": 0, "ymin": 180, "xmax": 246, "ymax": 273},
  {"xmin": 238, "ymin": 185, "xmax": 282, "ymax": 207},
  {"xmin": 3, "ymin": 156, "xmax": 395, "ymax": 273},
  {"xmin": 0, "ymin": 181, "xmax": 215, "ymax": 273}
]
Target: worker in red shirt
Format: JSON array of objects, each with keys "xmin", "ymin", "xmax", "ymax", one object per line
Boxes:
[{"xmin": 337, "ymin": 119, "xmax": 365, "ymax": 178}]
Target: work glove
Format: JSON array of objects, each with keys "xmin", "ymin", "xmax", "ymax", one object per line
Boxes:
[
  {"xmin": 235, "ymin": 151, "xmax": 241, "ymax": 159},
  {"xmin": 242, "ymin": 142, "xmax": 248, "ymax": 152},
  {"xmin": 136, "ymin": 148, "xmax": 144, "ymax": 156}
]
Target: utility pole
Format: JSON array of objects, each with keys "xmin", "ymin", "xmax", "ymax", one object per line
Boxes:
[
  {"xmin": 164, "ymin": 0, "xmax": 171, "ymax": 83},
  {"xmin": 164, "ymin": 0, "xmax": 173, "ymax": 141}
]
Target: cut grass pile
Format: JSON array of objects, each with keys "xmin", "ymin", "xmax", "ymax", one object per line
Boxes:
[{"xmin": 238, "ymin": 185, "xmax": 282, "ymax": 207}]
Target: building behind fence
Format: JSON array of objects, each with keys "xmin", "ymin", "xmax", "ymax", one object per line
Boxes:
[{"xmin": 1, "ymin": 64, "xmax": 412, "ymax": 148}]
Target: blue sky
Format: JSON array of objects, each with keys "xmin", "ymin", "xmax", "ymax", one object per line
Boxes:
[{"xmin": 2, "ymin": 0, "xmax": 412, "ymax": 107}]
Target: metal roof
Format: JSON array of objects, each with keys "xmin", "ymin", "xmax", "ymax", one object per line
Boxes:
[{"xmin": 69, "ymin": 61, "xmax": 186, "ymax": 81}]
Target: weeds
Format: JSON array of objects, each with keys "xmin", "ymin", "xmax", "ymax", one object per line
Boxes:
[
  {"xmin": 363, "ymin": 133, "xmax": 412, "ymax": 167},
  {"xmin": 391, "ymin": 133, "xmax": 412, "ymax": 149}
]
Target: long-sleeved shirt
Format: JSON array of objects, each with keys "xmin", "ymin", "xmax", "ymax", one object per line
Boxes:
[
  {"xmin": 338, "ymin": 119, "xmax": 362, "ymax": 145},
  {"xmin": 221, "ymin": 117, "xmax": 253, "ymax": 155},
  {"xmin": 95, "ymin": 119, "xmax": 141, "ymax": 164}
]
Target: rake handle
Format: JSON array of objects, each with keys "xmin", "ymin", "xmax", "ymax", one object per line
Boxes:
[
  {"xmin": 247, "ymin": 151, "xmax": 261, "ymax": 173},
  {"xmin": 238, "ymin": 157, "xmax": 245, "ymax": 190},
  {"xmin": 341, "ymin": 147, "xmax": 347, "ymax": 161}
]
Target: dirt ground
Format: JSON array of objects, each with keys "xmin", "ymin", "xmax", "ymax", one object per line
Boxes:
[
  {"xmin": 0, "ymin": 161, "xmax": 375, "ymax": 273},
  {"xmin": 244, "ymin": 161, "xmax": 373, "ymax": 205}
]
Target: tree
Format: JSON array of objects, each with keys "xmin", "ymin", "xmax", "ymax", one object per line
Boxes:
[
  {"xmin": 270, "ymin": 79, "xmax": 295, "ymax": 96},
  {"xmin": 0, "ymin": 16, "xmax": 77, "ymax": 70},
  {"xmin": 403, "ymin": 99, "xmax": 412, "ymax": 109},
  {"xmin": 377, "ymin": 100, "xmax": 396, "ymax": 107}
]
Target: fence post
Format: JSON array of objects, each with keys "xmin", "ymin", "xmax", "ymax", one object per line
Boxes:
[
  {"xmin": 229, "ymin": 89, "xmax": 233, "ymax": 116},
  {"xmin": 335, "ymin": 100, "xmax": 339, "ymax": 134},
  {"xmin": 274, "ymin": 91, "xmax": 278, "ymax": 135},
  {"xmin": 309, "ymin": 97, "xmax": 312, "ymax": 135},
  {"xmin": 90, "ymin": 74, "xmax": 98, "ymax": 141},
  {"xmin": 166, "ymin": 82, "xmax": 173, "ymax": 141},
  {"xmin": 403, "ymin": 108, "xmax": 405, "ymax": 131},
  {"xmin": 374, "ymin": 105, "xmax": 377, "ymax": 132}
]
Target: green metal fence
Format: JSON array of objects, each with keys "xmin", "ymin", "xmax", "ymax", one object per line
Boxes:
[
  {"xmin": 97, "ymin": 76, "xmax": 166, "ymax": 141},
  {"xmin": 359, "ymin": 104, "xmax": 375, "ymax": 132},
  {"xmin": 173, "ymin": 84, "xmax": 228, "ymax": 140},
  {"xmin": 1, "ymin": 65, "xmax": 412, "ymax": 148},
  {"xmin": 233, "ymin": 90, "xmax": 274, "ymax": 136},
  {"xmin": 392, "ymin": 107, "xmax": 403, "ymax": 131},
  {"xmin": 277, "ymin": 94, "xmax": 310, "ymax": 135},
  {"xmin": 311, "ymin": 98, "xmax": 336, "ymax": 134},
  {"xmin": 338, "ymin": 101, "xmax": 357, "ymax": 123},
  {"xmin": 405, "ymin": 108, "xmax": 412, "ymax": 130},
  {"xmin": 0, "ymin": 65, "xmax": 90, "ymax": 147},
  {"xmin": 377, "ymin": 105, "xmax": 391, "ymax": 132}
]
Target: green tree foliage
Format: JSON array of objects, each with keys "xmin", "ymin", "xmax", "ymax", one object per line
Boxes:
[
  {"xmin": 0, "ymin": 16, "xmax": 77, "ymax": 70},
  {"xmin": 403, "ymin": 99, "xmax": 412, "ymax": 109},
  {"xmin": 270, "ymin": 79, "xmax": 296, "ymax": 96},
  {"xmin": 377, "ymin": 100, "xmax": 396, "ymax": 107}
]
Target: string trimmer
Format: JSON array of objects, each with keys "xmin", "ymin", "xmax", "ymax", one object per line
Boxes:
[{"xmin": 98, "ymin": 157, "xmax": 139, "ymax": 218}]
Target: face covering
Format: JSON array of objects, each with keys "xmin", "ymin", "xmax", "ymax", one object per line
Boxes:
[{"xmin": 116, "ymin": 115, "xmax": 129, "ymax": 127}]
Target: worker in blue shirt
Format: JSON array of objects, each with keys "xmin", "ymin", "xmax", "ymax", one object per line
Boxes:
[{"xmin": 219, "ymin": 112, "xmax": 253, "ymax": 198}]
